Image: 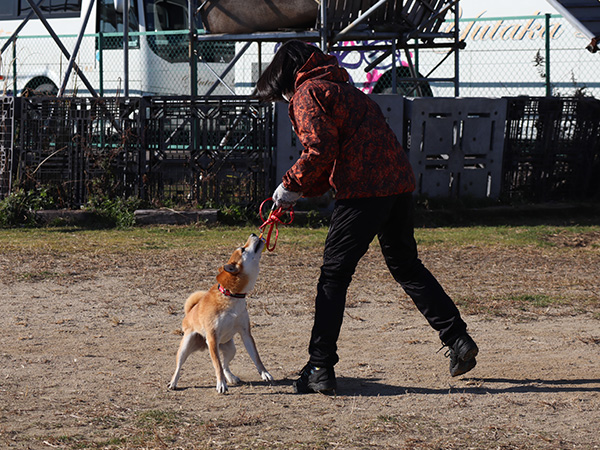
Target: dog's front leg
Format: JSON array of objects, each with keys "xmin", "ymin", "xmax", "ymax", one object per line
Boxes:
[
  {"xmin": 206, "ymin": 331, "xmax": 228, "ymax": 393},
  {"xmin": 240, "ymin": 329, "xmax": 273, "ymax": 383},
  {"xmin": 220, "ymin": 340, "xmax": 241, "ymax": 385}
]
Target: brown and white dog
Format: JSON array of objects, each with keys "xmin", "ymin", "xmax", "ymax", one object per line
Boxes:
[{"xmin": 167, "ymin": 234, "xmax": 273, "ymax": 393}]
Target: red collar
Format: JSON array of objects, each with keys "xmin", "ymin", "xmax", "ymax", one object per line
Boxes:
[{"xmin": 218, "ymin": 284, "xmax": 246, "ymax": 299}]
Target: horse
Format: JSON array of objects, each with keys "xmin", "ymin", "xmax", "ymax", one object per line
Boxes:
[{"xmin": 199, "ymin": 0, "xmax": 319, "ymax": 34}]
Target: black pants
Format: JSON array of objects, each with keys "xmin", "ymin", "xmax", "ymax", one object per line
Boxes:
[{"xmin": 308, "ymin": 193, "xmax": 468, "ymax": 367}]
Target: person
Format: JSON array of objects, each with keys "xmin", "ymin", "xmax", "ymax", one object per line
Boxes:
[{"xmin": 254, "ymin": 40, "xmax": 478, "ymax": 394}]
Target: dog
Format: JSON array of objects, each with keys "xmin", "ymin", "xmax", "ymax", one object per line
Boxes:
[{"xmin": 167, "ymin": 233, "xmax": 273, "ymax": 393}]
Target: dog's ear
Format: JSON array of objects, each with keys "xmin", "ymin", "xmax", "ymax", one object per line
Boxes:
[{"xmin": 222, "ymin": 263, "xmax": 240, "ymax": 275}]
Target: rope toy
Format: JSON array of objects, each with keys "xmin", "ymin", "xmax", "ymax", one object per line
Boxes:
[{"xmin": 258, "ymin": 197, "xmax": 294, "ymax": 252}]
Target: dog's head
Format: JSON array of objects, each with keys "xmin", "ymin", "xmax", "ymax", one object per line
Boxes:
[{"xmin": 216, "ymin": 234, "xmax": 264, "ymax": 296}]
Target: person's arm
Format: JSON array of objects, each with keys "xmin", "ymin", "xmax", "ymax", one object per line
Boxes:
[{"xmin": 282, "ymin": 85, "xmax": 339, "ymax": 197}]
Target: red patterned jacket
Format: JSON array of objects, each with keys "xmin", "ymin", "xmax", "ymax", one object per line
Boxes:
[{"xmin": 282, "ymin": 52, "xmax": 415, "ymax": 199}]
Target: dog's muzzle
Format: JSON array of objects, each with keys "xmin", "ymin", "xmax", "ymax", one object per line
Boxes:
[{"xmin": 250, "ymin": 233, "xmax": 265, "ymax": 253}]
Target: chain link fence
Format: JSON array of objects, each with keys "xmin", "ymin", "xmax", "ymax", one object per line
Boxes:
[
  {"xmin": 418, "ymin": 14, "xmax": 600, "ymax": 98},
  {"xmin": 0, "ymin": 31, "xmax": 242, "ymax": 97},
  {"xmin": 2, "ymin": 14, "xmax": 598, "ymax": 98}
]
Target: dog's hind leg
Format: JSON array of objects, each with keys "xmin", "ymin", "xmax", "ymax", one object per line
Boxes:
[
  {"xmin": 220, "ymin": 340, "xmax": 241, "ymax": 385},
  {"xmin": 167, "ymin": 331, "xmax": 206, "ymax": 390}
]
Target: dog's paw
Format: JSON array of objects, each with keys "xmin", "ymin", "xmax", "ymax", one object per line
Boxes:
[
  {"xmin": 225, "ymin": 373, "xmax": 241, "ymax": 385},
  {"xmin": 216, "ymin": 381, "xmax": 229, "ymax": 394},
  {"xmin": 261, "ymin": 371, "xmax": 274, "ymax": 382}
]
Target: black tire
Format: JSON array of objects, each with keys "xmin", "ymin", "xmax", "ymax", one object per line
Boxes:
[
  {"xmin": 23, "ymin": 77, "xmax": 58, "ymax": 96},
  {"xmin": 372, "ymin": 67, "xmax": 433, "ymax": 97}
]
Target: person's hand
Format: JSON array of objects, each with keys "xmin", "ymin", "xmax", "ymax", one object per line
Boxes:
[{"xmin": 272, "ymin": 183, "xmax": 301, "ymax": 209}]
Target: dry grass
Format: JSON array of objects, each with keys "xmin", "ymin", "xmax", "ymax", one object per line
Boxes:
[{"xmin": 1, "ymin": 224, "xmax": 599, "ymax": 449}]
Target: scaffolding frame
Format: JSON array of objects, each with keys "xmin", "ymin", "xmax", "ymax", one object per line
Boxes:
[{"xmin": 195, "ymin": 0, "xmax": 463, "ymax": 97}]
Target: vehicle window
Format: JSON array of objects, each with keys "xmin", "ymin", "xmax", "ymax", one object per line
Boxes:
[
  {"xmin": 145, "ymin": 0, "xmax": 234, "ymax": 64},
  {"xmin": 146, "ymin": 0, "xmax": 188, "ymax": 62},
  {"xmin": 19, "ymin": 0, "xmax": 82, "ymax": 18},
  {"xmin": 97, "ymin": 0, "xmax": 140, "ymax": 50},
  {"xmin": 153, "ymin": 0, "xmax": 187, "ymax": 31},
  {"xmin": 0, "ymin": 3, "xmax": 18, "ymax": 19}
]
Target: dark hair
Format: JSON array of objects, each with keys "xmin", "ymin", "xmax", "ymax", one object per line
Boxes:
[{"xmin": 253, "ymin": 40, "xmax": 323, "ymax": 102}]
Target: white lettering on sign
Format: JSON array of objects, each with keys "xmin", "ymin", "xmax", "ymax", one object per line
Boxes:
[{"xmin": 442, "ymin": 10, "xmax": 564, "ymax": 42}]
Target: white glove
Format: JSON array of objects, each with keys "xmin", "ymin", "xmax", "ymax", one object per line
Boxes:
[{"xmin": 272, "ymin": 183, "xmax": 302, "ymax": 209}]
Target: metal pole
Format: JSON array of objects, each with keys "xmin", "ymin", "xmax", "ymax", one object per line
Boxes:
[
  {"xmin": 123, "ymin": 0, "xmax": 129, "ymax": 96},
  {"xmin": 24, "ymin": 0, "xmax": 100, "ymax": 97},
  {"xmin": 454, "ymin": 0, "xmax": 460, "ymax": 97},
  {"xmin": 320, "ymin": 0, "xmax": 327, "ymax": 52},
  {"xmin": 414, "ymin": 37, "xmax": 419, "ymax": 76},
  {"xmin": 545, "ymin": 13, "xmax": 551, "ymax": 97},
  {"xmin": 204, "ymin": 41, "xmax": 251, "ymax": 96},
  {"xmin": 12, "ymin": 41, "xmax": 17, "ymax": 95},
  {"xmin": 99, "ymin": 32, "xmax": 104, "ymax": 96},
  {"xmin": 332, "ymin": 0, "xmax": 388, "ymax": 43},
  {"xmin": 58, "ymin": 0, "xmax": 96, "ymax": 96},
  {"xmin": 404, "ymin": 47, "xmax": 423, "ymax": 97},
  {"xmin": 189, "ymin": 0, "xmax": 198, "ymax": 97},
  {"xmin": 391, "ymin": 40, "xmax": 397, "ymax": 94},
  {"xmin": 188, "ymin": 0, "xmax": 197, "ymax": 199},
  {"xmin": 258, "ymin": 42, "xmax": 262, "ymax": 78}
]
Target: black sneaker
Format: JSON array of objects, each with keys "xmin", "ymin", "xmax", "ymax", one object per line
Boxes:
[
  {"xmin": 447, "ymin": 334, "xmax": 479, "ymax": 377},
  {"xmin": 293, "ymin": 363, "xmax": 337, "ymax": 394}
]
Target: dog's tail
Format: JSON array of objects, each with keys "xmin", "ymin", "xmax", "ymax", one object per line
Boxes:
[{"xmin": 184, "ymin": 291, "xmax": 206, "ymax": 315}]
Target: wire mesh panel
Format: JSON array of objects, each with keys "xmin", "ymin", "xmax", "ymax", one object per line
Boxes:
[
  {"xmin": 405, "ymin": 97, "xmax": 507, "ymax": 199},
  {"xmin": 18, "ymin": 98, "xmax": 85, "ymax": 205},
  {"xmin": 7, "ymin": 95, "xmax": 598, "ymax": 207},
  {"xmin": 144, "ymin": 97, "xmax": 273, "ymax": 207},
  {"xmin": 12, "ymin": 96, "xmax": 273, "ymax": 208},
  {"xmin": 16, "ymin": 97, "xmax": 143, "ymax": 207},
  {"xmin": 503, "ymin": 96, "xmax": 600, "ymax": 201},
  {"xmin": 0, "ymin": 97, "xmax": 15, "ymax": 199},
  {"xmin": 86, "ymin": 98, "xmax": 144, "ymax": 201}
]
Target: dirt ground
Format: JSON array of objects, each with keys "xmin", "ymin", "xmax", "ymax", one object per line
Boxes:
[{"xmin": 1, "ymin": 227, "xmax": 599, "ymax": 449}]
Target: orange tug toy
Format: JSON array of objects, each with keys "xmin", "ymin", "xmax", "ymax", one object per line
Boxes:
[{"xmin": 258, "ymin": 197, "xmax": 294, "ymax": 252}]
